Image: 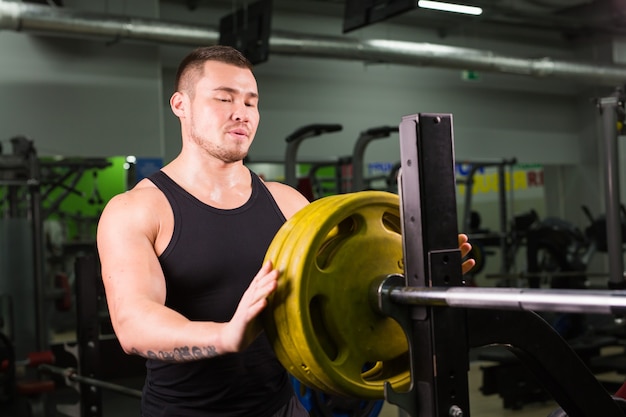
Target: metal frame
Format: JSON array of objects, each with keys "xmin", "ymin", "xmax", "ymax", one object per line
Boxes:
[
  {"xmin": 386, "ymin": 113, "xmax": 469, "ymax": 416},
  {"xmin": 283, "ymin": 124, "xmax": 342, "ymax": 188},
  {"xmin": 597, "ymin": 90, "xmax": 625, "ymax": 288},
  {"xmin": 379, "ymin": 112, "xmax": 624, "ymax": 417},
  {"xmin": 459, "ymin": 158, "xmax": 517, "ymax": 276},
  {"xmin": 49, "ymin": 254, "xmax": 144, "ymax": 417},
  {"xmin": 74, "ymin": 254, "xmax": 103, "ymax": 417},
  {"xmin": 351, "ymin": 125, "xmax": 398, "ymax": 192},
  {"xmin": 0, "ymin": 136, "xmax": 46, "ymax": 353}
]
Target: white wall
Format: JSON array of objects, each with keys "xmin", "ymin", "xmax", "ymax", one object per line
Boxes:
[{"xmin": 0, "ymin": 0, "xmax": 164, "ymax": 158}]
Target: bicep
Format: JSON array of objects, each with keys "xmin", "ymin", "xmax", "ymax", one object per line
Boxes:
[{"xmin": 96, "ymin": 196, "xmax": 166, "ymax": 322}]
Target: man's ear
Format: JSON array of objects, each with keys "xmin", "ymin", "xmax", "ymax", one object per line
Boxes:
[{"xmin": 170, "ymin": 91, "xmax": 186, "ymax": 118}]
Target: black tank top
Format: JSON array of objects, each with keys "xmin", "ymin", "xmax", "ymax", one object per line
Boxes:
[{"xmin": 142, "ymin": 170, "xmax": 293, "ymax": 417}]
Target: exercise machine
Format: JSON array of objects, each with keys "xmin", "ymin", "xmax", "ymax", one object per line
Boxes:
[{"xmin": 351, "ymin": 125, "xmax": 398, "ymax": 192}]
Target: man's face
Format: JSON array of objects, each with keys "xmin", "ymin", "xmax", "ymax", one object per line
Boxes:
[{"xmin": 185, "ymin": 60, "xmax": 260, "ymax": 163}]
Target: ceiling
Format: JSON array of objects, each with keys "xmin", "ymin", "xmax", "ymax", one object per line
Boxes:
[
  {"xmin": 10, "ymin": 0, "xmax": 624, "ymax": 84},
  {"xmin": 173, "ymin": 0, "xmax": 625, "ymax": 46}
]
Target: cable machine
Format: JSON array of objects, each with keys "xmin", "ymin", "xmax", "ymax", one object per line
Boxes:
[{"xmin": 0, "ymin": 136, "xmax": 46, "ymax": 357}]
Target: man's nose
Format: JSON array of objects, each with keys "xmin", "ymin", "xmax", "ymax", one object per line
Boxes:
[{"xmin": 232, "ymin": 101, "xmax": 249, "ymax": 121}]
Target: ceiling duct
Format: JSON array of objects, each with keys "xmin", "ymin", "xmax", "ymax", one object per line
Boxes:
[{"xmin": 0, "ymin": 0, "xmax": 625, "ymax": 86}]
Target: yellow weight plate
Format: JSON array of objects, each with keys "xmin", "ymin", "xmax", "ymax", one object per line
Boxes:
[
  {"xmin": 265, "ymin": 193, "xmax": 363, "ymax": 392},
  {"xmin": 265, "ymin": 193, "xmax": 369, "ymax": 390},
  {"xmin": 264, "ymin": 194, "xmax": 348, "ymax": 392},
  {"xmin": 264, "ymin": 191, "xmax": 410, "ymax": 399},
  {"xmin": 274, "ymin": 195, "xmax": 358, "ymax": 393},
  {"xmin": 290, "ymin": 192, "xmax": 408, "ymax": 398},
  {"xmin": 282, "ymin": 191, "xmax": 408, "ymax": 397}
]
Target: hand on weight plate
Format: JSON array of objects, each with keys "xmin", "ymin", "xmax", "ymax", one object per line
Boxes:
[{"xmin": 223, "ymin": 260, "xmax": 279, "ymax": 353}]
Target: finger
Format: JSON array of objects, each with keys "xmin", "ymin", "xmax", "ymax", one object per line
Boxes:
[
  {"xmin": 251, "ymin": 264, "xmax": 279, "ymax": 300},
  {"xmin": 259, "ymin": 259, "xmax": 273, "ymax": 275},
  {"xmin": 462, "ymin": 258, "xmax": 476, "ymax": 275},
  {"xmin": 460, "ymin": 242, "xmax": 472, "ymax": 258},
  {"xmin": 251, "ymin": 261, "xmax": 276, "ymax": 286}
]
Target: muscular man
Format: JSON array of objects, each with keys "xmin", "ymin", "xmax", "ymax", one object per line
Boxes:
[{"xmin": 97, "ymin": 45, "xmax": 475, "ymax": 417}]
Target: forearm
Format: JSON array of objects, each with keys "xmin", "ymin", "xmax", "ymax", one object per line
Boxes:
[{"xmin": 111, "ymin": 302, "xmax": 230, "ymax": 362}]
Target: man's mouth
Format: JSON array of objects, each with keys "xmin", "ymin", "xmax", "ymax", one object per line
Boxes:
[{"xmin": 228, "ymin": 128, "xmax": 248, "ymax": 138}]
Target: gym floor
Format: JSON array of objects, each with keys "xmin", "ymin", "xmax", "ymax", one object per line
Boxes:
[
  {"xmin": 16, "ymin": 332, "xmax": 624, "ymax": 417},
  {"xmin": 378, "ymin": 360, "xmax": 559, "ymax": 417},
  {"xmin": 379, "ymin": 355, "xmax": 624, "ymax": 417},
  {"xmin": 102, "ymin": 365, "xmax": 561, "ymax": 417},
  {"xmin": 43, "ymin": 356, "xmax": 624, "ymax": 417}
]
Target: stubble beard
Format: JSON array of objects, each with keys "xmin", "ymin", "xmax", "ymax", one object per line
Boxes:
[{"xmin": 190, "ymin": 123, "xmax": 248, "ymax": 164}]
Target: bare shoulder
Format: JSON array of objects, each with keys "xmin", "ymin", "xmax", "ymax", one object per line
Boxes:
[
  {"xmin": 97, "ymin": 179, "xmax": 167, "ymax": 241},
  {"xmin": 264, "ymin": 180, "xmax": 310, "ymax": 220},
  {"xmin": 100, "ymin": 179, "xmax": 163, "ymax": 217}
]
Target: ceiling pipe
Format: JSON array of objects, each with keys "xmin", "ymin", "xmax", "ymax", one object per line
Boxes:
[
  {"xmin": 0, "ymin": 1, "xmax": 625, "ymax": 86},
  {"xmin": 0, "ymin": 1, "xmax": 214, "ymax": 45}
]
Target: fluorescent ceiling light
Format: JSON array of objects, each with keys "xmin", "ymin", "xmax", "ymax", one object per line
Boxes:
[{"xmin": 418, "ymin": 0, "xmax": 483, "ymax": 16}]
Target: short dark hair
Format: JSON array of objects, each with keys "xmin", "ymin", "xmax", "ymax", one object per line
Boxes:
[{"xmin": 174, "ymin": 45, "xmax": 253, "ymax": 92}]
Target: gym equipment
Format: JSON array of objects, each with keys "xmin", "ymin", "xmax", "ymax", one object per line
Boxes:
[
  {"xmin": 525, "ymin": 215, "xmax": 591, "ymax": 290},
  {"xmin": 0, "ymin": 325, "xmax": 142, "ymax": 417},
  {"xmin": 457, "ymin": 158, "xmax": 518, "ymax": 279},
  {"xmin": 308, "ymin": 156, "xmax": 353, "ymax": 198},
  {"xmin": 283, "ymin": 124, "xmax": 354, "ymax": 200},
  {"xmin": 351, "ymin": 126, "xmax": 398, "ymax": 192},
  {"xmin": 481, "ymin": 203, "xmax": 626, "ymax": 407},
  {"xmin": 0, "ymin": 136, "xmax": 46, "ymax": 356},
  {"xmin": 51, "ymin": 273, "xmax": 72, "ymax": 312},
  {"xmin": 0, "ymin": 331, "xmax": 58, "ymax": 417},
  {"xmin": 40, "ymin": 158, "xmax": 110, "ymax": 218},
  {"xmin": 284, "ymin": 123, "xmax": 343, "ymax": 190},
  {"xmin": 478, "ymin": 333, "xmax": 620, "ymax": 410},
  {"xmin": 18, "ymin": 253, "xmax": 144, "ymax": 417},
  {"xmin": 581, "ymin": 204, "xmax": 626, "ymax": 254},
  {"xmin": 38, "ymin": 365, "xmax": 142, "ymax": 399},
  {"xmin": 597, "ymin": 89, "xmax": 626, "ymax": 289},
  {"xmin": 489, "ymin": 203, "xmax": 626, "ymax": 292},
  {"xmin": 0, "ymin": 331, "xmax": 15, "ymax": 404},
  {"xmin": 264, "ymin": 113, "xmax": 626, "ymax": 417},
  {"xmin": 1, "ymin": 138, "xmax": 112, "ymax": 359},
  {"xmin": 45, "ymin": 254, "xmax": 144, "ymax": 417},
  {"xmin": 264, "ymin": 191, "xmax": 408, "ymax": 399},
  {"xmin": 86, "ymin": 171, "xmax": 103, "ymax": 206},
  {"xmin": 385, "ymin": 162, "xmax": 401, "ymax": 194},
  {"xmin": 525, "ymin": 204, "xmax": 626, "ymax": 287},
  {"xmin": 462, "ymin": 208, "xmax": 539, "ymax": 280}
]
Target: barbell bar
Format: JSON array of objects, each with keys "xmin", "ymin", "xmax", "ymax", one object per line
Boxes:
[
  {"xmin": 381, "ymin": 281, "xmax": 626, "ymax": 315},
  {"xmin": 39, "ymin": 364, "xmax": 142, "ymax": 399}
]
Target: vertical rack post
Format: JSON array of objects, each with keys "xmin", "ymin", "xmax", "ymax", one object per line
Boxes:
[
  {"xmin": 597, "ymin": 93, "xmax": 625, "ymax": 288},
  {"xmin": 385, "ymin": 113, "xmax": 469, "ymax": 416}
]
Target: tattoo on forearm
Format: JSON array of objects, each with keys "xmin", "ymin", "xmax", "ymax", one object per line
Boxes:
[{"xmin": 131, "ymin": 345, "xmax": 218, "ymax": 362}]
